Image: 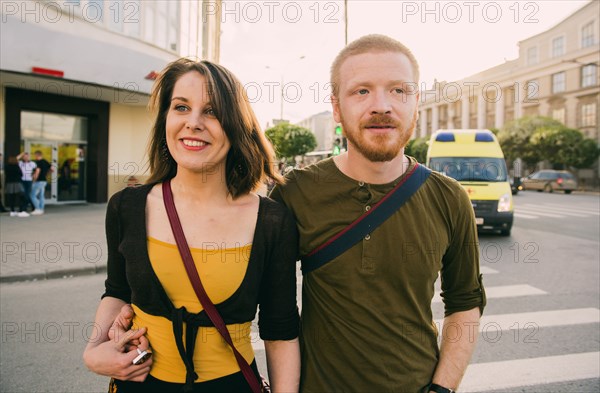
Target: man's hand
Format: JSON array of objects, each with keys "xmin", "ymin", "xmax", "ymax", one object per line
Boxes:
[{"xmin": 108, "ymin": 304, "xmax": 137, "ymax": 351}]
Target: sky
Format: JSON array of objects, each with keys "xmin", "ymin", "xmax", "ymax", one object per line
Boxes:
[{"xmin": 218, "ymin": 0, "xmax": 591, "ymax": 128}]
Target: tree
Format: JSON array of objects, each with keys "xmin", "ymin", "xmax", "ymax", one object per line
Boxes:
[
  {"xmin": 265, "ymin": 123, "xmax": 317, "ymax": 162},
  {"xmin": 497, "ymin": 116, "xmax": 564, "ymax": 165},
  {"xmin": 404, "ymin": 137, "xmax": 429, "ymax": 163},
  {"xmin": 572, "ymin": 138, "xmax": 600, "ymax": 169},
  {"xmin": 531, "ymin": 127, "xmax": 599, "ymax": 169}
]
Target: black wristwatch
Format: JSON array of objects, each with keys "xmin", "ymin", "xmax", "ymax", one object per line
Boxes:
[{"xmin": 429, "ymin": 383, "xmax": 456, "ymax": 393}]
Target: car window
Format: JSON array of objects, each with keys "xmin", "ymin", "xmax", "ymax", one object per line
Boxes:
[
  {"xmin": 560, "ymin": 173, "xmax": 575, "ymax": 179},
  {"xmin": 531, "ymin": 172, "xmax": 542, "ymax": 179}
]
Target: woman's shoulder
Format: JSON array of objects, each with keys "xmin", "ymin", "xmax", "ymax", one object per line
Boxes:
[
  {"xmin": 257, "ymin": 195, "xmax": 296, "ymax": 226},
  {"xmin": 108, "ymin": 183, "xmax": 156, "ymax": 208}
]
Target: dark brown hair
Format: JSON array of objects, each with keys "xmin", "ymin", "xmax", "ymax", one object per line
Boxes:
[{"xmin": 146, "ymin": 58, "xmax": 282, "ymax": 198}]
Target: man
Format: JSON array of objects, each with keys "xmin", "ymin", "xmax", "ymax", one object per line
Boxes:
[
  {"xmin": 269, "ymin": 35, "xmax": 485, "ymax": 392},
  {"xmin": 30, "ymin": 150, "xmax": 52, "ymax": 215},
  {"xmin": 16, "ymin": 151, "xmax": 36, "ymax": 214}
]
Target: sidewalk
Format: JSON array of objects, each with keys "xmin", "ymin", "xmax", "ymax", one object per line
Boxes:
[{"xmin": 0, "ymin": 203, "xmax": 108, "ymax": 283}]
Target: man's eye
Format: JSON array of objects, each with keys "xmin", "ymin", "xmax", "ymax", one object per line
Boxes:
[
  {"xmin": 357, "ymin": 89, "xmax": 369, "ymax": 95},
  {"xmin": 394, "ymin": 88, "xmax": 405, "ymax": 94}
]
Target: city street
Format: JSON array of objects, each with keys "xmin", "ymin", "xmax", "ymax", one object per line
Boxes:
[{"xmin": 1, "ymin": 191, "xmax": 598, "ymax": 392}]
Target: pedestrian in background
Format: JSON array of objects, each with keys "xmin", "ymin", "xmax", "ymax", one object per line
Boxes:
[
  {"xmin": 16, "ymin": 151, "xmax": 36, "ymax": 212},
  {"xmin": 5, "ymin": 155, "xmax": 28, "ymax": 217},
  {"xmin": 0, "ymin": 153, "xmax": 7, "ymax": 213},
  {"xmin": 84, "ymin": 58, "xmax": 300, "ymax": 392},
  {"xmin": 270, "ymin": 34, "xmax": 485, "ymax": 393},
  {"xmin": 30, "ymin": 150, "xmax": 52, "ymax": 215}
]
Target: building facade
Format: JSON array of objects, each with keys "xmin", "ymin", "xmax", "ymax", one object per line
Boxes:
[
  {"xmin": 418, "ymin": 1, "xmax": 599, "ymax": 147},
  {"xmin": 296, "ymin": 110, "xmax": 336, "ymax": 152},
  {"xmin": 1, "ymin": 0, "xmax": 221, "ymax": 203}
]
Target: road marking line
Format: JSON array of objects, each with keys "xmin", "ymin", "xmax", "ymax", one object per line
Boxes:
[
  {"xmin": 519, "ymin": 204, "xmax": 588, "ymax": 217},
  {"xmin": 433, "ymin": 285, "xmax": 546, "ymax": 303},
  {"xmin": 514, "ymin": 210, "xmax": 565, "ymax": 218},
  {"xmin": 479, "ymin": 266, "xmax": 498, "ymax": 275},
  {"xmin": 435, "ymin": 308, "xmax": 600, "ymax": 331},
  {"xmin": 541, "ymin": 203, "xmax": 600, "ymax": 215},
  {"xmin": 514, "ymin": 212, "xmax": 539, "ymax": 219},
  {"xmin": 460, "ymin": 352, "xmax": 600, "ymax": 392}
]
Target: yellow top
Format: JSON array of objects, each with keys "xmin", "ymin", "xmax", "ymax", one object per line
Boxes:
[{"xmin": 131, "ymin": 237, "xmax": 254, "ymax": 383}]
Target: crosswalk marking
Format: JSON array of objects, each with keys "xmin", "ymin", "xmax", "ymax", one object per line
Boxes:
[
  {"xmin": 515, "ymin": 209, "xmax": 565, "ymax": 218},
  {"xmin": 514, "ymin": 212, "xmax": 539, "ymax": 219},
  {"xmin": 479, "ymin": 266, "xmax": 498, "ymax": 275},
  {"xmin": 460, "ymin": 352, "xmax": 600, "ymax": 392},
  {"xmin": 435, "ymin": 308, "xmax": 599, "ymax": 331},
  {"xmin": 519, "ymin": 204, "xmax": 588, "ymax": 217},
  {"xmin": 433, "ymin": 284, "xmax": 546, "ymax": 303},
  {"xmin": 542, "ymin": 203, "xmax": 600, "ymax": 215},
  {"xmin": 512, "ymin": 202, "xmax": 600, "ymax": 220}
]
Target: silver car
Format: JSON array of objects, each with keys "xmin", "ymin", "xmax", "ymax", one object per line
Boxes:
[{"xmin": 521, "ymin": 170, "xmax": 578, "ymax": 194}]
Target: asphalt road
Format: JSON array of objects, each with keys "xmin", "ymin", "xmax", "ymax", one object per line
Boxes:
[{"xmin": 1, "ymin": 191, "xmax": 598, "ymax": 392}]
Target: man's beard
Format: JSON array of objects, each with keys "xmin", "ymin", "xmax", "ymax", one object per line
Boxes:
[{"xmin": 341, "ymin": 110, "xmax": 417, "ymax": 162}]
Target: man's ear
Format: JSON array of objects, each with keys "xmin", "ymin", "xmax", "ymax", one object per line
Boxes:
[{"xmin": 331, "ymin": 95, "xmax": 341, "ymax": 123}]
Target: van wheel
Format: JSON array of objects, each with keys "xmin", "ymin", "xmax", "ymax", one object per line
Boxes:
[
  {"xmin": 500, "ymin": 229, "xmax": 511, "ymax": 236},
  {"xmin": 544, "ymin": 184, "xmax": 553, "ymax": 193}
]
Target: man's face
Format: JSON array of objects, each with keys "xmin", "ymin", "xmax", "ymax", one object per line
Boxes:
[
  {"xmin": 332, "ymin": 51, "xmax": 419, "ymax": 162},
  {"xmin": 23, "ymin": 153, "xmax": 30, "ymax": 162}
]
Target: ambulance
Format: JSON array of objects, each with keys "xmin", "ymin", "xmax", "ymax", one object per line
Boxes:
[{"xmin": 426, "ymin": 129, "xmax": 514, "ymax": 236}]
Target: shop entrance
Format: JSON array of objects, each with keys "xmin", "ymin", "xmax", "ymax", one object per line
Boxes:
[{"xmin": 21, "ymin": 112, "xmax": 88, "ymax": 204}]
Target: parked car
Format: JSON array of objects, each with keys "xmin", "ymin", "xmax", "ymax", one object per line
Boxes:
[{"xmin": 521, "ymin": 170, "xmax": 578, "ymax": 194}]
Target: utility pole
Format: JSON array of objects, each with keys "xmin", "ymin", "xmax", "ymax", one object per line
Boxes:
[{"xmin": 344, "ymin": 0, "xmax": 348, "ymax": 45}]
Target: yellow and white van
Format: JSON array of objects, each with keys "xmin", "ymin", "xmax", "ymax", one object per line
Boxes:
[{"xmin": 426, "ymin": 129, "xmax": 514, "ymax": 236}]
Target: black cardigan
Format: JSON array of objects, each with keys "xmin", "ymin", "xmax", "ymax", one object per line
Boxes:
[{"xmin": 102, "ymin": 184, "xmax": 300, "ymax": 385}]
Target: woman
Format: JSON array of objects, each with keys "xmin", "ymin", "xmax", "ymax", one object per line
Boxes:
[
  {"xmin": 5, "ymin": 156, "xmax": 28, "ymax": 217},
  {"xmin": 83, "ymin": 59, "xmax": 300, "ymax": 392}
]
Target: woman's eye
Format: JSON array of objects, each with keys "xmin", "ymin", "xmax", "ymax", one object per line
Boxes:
[
  {"xmin": 394, "ymin": 88, "xmax": 405, "ymax": 94},
  {"xmin": 174, "ymin": 105, "xmax": 188, "ymax": 112},
  {"xmin": 205, "ymin": 108, "xmax": 216, "ymax": 116}
]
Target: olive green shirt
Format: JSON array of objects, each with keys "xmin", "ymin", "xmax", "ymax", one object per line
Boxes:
[{"xmin": 270, "ymin": 156, "xmax": 485, "ymax": 392}]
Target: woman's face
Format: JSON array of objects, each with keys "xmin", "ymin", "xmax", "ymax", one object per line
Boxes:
[{"xmin": 165, "ymin": 71, "xmax": 231, "ymax": 175}]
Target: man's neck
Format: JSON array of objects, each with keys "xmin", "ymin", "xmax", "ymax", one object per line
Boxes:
[{"xmin": 333, "ymin": 149, "xmax": 409, "ymax": 185}]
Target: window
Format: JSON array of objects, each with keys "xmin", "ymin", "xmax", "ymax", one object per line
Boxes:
[
  {"xmin": 552, "ymin": 108, "xmax": 565, "ymax": 124},
  {"xmin": 527, "ymin": 47, "xmax": 538, "ymax": 65},
  {"xmin": 581, "ymin": 64, "xmax": 597, "ymax": 88},
  {"xmin": 581, "ymin": 103, "xmax": 596, "ymax": 127},
  {"xmin": 143, "ymin": 2, "xmax": 155, "ymax": 43},
  {"xmin": 87, "ymin": 0, "xmax": 104, "ymax": 23},
  {"xmin": 107, "ymin": 0, "xmax": 123, "ymax": 33},
  {"xmin": 552, "ymin": 36, "xmax": 565, "ymax": 58},
  {"xmin": 582, "ymin": 21, "xmax": 595, "ymax": 48},
  {"xmin": 552, "ymin": 72, "xmax": 566, "ymax": 93},
  {"xmin": 123, "ymin": 0, "xmax": 141, "ymax": 38},
  {"xmin": 525, "ymin": 80, "xmax": 538, "ymax": 100}
]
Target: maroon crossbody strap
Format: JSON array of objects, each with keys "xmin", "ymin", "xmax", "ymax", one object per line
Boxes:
[{"xmin": 162, "ymin": 180, "xmax": 262, "ymax": 393}]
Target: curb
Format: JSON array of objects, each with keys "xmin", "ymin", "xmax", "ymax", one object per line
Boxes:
[{"xmin": 0, "ymin": 264, "xmax": 107, "ymax": 284}]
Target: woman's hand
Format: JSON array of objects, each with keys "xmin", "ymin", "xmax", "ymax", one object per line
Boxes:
[{"xmin": 83, "ymin": 326, "xmax": 153, "ymax": 382}]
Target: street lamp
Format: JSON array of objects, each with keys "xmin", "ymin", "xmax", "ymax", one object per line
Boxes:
[{"xmin": 266, "ymin": 55, "xmax": 305, "ymax": 121}]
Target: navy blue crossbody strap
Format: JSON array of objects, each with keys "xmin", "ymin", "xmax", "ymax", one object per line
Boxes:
[{"xmin": 301, "ymin": 163, "xmax": 431, "ymax": 275}]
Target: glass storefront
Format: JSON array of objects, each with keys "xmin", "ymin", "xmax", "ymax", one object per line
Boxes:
[{"xmin": 21, "ymin": 111, "xmax": 88, "ymax": 204}]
